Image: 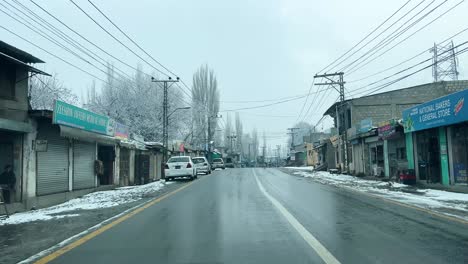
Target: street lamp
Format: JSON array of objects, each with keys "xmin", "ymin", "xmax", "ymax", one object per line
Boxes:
[{"xmin": 168, "ymin": 106, "xmax": 191, "ymax": 118}]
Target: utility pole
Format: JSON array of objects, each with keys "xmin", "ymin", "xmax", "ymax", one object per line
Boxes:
[
  {"xmin": 227, "ymin": 134, "xmax": 237, "ymax": 154},
  {"xmin": 276, "ymin": 145, "xmax": 281, "ymax": 167},
  {"xmin": 314, "ymin": 72, "xmax": 348, "ymax": 173},
  {"xmin": 151, "ymin": 77, "xmax": 179, "ymax": 178},
  {"xmin": 287, "ymin": 127, "xmax": 299, "ymax": 158}
]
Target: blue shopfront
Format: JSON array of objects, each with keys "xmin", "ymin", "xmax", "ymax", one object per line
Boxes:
[{"xmin": 403, "ymin": 89, "xmax": 468, "ymax": 186}]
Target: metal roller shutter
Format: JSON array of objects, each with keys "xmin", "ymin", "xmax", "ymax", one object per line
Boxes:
[
  {"xmin": 37, "ymin": 125, "xmax": 69, "ymax": 196},
  {"xmin": 73, "ymin": 141, "xmax": 96, "ymax": 190}
]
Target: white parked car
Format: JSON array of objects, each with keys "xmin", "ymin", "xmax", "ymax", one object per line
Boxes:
[
  {"xmin": 165, "ymin": 156, "xmax": 196, "ymax": 181},
  {"xmin": 192, "ymin": 157, "xmax": 211, "ymax": 175}
]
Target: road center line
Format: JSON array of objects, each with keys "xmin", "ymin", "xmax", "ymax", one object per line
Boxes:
[{"xmin": 253, "ymin": 169, "xmax": 341, "ymax": 264}]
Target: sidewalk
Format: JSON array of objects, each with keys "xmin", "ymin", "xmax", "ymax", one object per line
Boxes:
[
  {"xmin": 0, "ymin": 180, "xmax": 180, "ymax": 264},
  {"xmin": 282, "ymin": 167, "xmax": 468, "ymax": 222}
]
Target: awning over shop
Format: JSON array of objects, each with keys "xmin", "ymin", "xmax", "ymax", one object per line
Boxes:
[
  {"xmin": 0, "ymin": 118, "xmax": 32, "ymax": 133},
  {"xmin": 60, "ymin": 125, "xmax": 117, "ymax": 145}
]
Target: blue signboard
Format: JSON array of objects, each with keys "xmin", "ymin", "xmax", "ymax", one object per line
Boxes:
[
  {"xmin": 403, "ymin": 89, "xmax": 468, "ymax": 133},
  {"xmin": 359, "ymin": 118, "xmax": 373, "ymax": 133}
]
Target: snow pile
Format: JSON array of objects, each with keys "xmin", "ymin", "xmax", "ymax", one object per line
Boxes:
[
  {"xmin": 285, "ymin": 166, "xmax": 314, "ymax": 171},
  {"xmin": 0, "ymin": 181, "xmax": 170, "ymax": 226},
  {"xmin": 286, "ymin": 168, "xmax": 468, "ymax": 220}
]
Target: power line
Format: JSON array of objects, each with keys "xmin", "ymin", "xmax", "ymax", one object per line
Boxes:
[
  {"xmin": 87, "ymin": 0, "xmax": 178, "ymax": 78},
  {"xmin": 338, "ymin": 0, "xmax": 442, "ymax": 72},
  {"xmin": 85, "ymin": 0, "xmax": 196, "ymax": 100},
  {"xmin": 68, "ymin": 0, "xmax": 170, "ymax": 78},
  {"xmin": 0, "ymin": 25, "xmax": 108, "ymax": 83},
  {"xmin": 0, "ymin": 2, "xmax": 136, "ymax": 86},
  {"xmin": 347, "ymin": 26, "xmax": 468, "ymax": 83},
  {"xmin": 221, "ymin": 92, "xmax": 312, "ymax": 103},
  {"xmin": 9, "ymin": 0, "xmax": 141, "ymax": 83},
  {"xmin": 28, "ymin": 0, "xmax": 162, "ymax": 82},
  {"xmin": 295, "ymin": 79, "xmax": 315, "ymax": 123},
  {"xmin": 350, "ymin": 45, "xmax": 468, "ymax": 97},
  {"xmin": 348, "ymin": 40, "xmax": 468, "ymax": 95},
  {"xmin": 342, "ymin": 0, "xmax": 457, "ymax": 74},
  {"xmin": 220, "ymin": 94, "xmax": 309, "ymax": 112},
  {"xmin": 3, "ymin": 0, "xmax": 186, "ymax": 109},
  {"xmin": 318, "ymin": 0, "xmax": 413, "ymax": 74}
]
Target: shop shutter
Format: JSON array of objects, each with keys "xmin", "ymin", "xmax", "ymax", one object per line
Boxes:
[
  {"xmin": 73, "ymin": 141, "xmax": 96, "ymax": 190},
  {"xmin": 37, "ymin": 125, "xmax": 69, "ymax": 196}
]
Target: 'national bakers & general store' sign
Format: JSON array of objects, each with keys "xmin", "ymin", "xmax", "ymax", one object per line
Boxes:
[{"xmin": 403, "ymin": 89, "xmax": 468, "ymax": 133}]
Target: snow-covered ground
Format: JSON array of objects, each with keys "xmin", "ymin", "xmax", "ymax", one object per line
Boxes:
[
  {"xmin": 285, "ymin": 169, "xmax": 468, "ymax": 221},
  {"xmin": 0, "ymin": 181, "xmax": 170, "ymax": 226}
]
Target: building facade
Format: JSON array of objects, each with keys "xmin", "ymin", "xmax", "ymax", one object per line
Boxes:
[{"xmin": 324, "ymin": 80, "xmax": 468, "ymax": 180}]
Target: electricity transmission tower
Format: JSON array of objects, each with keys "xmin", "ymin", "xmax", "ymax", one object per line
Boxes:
[
  {"xmin": 431, "ymin": 41, "xmax": 459, "ymax": 82},
  {"xmin": 314, "ymin": 72, "xmax": 348, "ymax": 173}
]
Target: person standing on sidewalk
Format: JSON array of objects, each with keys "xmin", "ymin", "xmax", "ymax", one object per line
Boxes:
[{"xmin": 0, "ymin": 165, "xmax": 15, "ymax": 204}]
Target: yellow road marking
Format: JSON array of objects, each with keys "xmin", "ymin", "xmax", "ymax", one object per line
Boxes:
[{"xmin": 34, "ymin": 180, "xmax": 197, "ymax": 264}]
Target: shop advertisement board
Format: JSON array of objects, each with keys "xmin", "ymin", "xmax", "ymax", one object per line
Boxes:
[
  {"xmin": 53, "ymin": 100, "xmax": 114, "ymax": 136},
  {"xmin": 378, "ymin": 119, "xmax": 397, "ymax": 140},
  {"xmin": 359, "ymin": 118, "xmax": 373, "ymax": 133},
  {"xmin": 403, "ymin": 89, "xmax": 468, "ymax": 133},
  {"xmin": 115, "ymin": 122, "xmax": 129, "ymax": 139}
]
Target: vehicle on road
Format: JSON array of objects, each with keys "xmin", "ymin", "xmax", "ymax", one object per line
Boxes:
[
  {"xmin": 192, "ymin": 157, "xmax": 211, "ymax": 175},
  {"xmin": 224, "ymin": 157, "xmax": 235, "ymax": 168},
  {"xmin": 211, "ymin": 158, "xmax": 225, "ymax": 170},
  {"xmin": 165, "ymin": 156, "xmax": 197, "ymax": 181}
]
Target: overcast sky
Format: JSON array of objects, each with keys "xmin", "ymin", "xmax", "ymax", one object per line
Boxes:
[{"xmin": 1, "ymin": 0, "xmax": 467, "ymax": 152}]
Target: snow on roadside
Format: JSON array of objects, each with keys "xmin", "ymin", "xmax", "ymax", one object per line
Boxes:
[
  {"xmin": 284, "ymin": 168, "xmax": 468, "ymax": 220},
  {"xmin": 285, "ymin": 166, "xmax": 314, "ymax": 171},
  {"xmin": 0, "ymin": 181, "xmax": 171, "ymax": 226}
]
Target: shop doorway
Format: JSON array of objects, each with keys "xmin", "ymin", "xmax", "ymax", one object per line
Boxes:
[
  {"xmin": 135, "ymin": 154, "xmax": 150, "ymax": 185},
  {"xmin": 416, "ymin": 129, "xmax": 441, "ymax": 183},
  {"xmin": 98, "ymin": 145, "xmax": 115, "ymax": 185},
  {"xmin": 369, "ymin": 143, "xmax": 384, "ymax": 176}
]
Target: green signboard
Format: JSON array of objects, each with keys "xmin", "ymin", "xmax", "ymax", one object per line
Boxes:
[{"xmin": 53, "ymin": 100, "xmax": 114, "ymax": 136}]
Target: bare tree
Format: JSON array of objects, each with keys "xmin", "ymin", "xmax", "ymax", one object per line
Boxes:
[
  {"xmin": 85, "ymin": 64, "xmax": 188, "ymax": 142},
  {"xmin": 191, "ymin": 64, "xmax": 220, "ymax": 148},
  {"xmin": 252, "ymin": 128, "xmax": 259, "ymax": 161},
  {"xmin": 224, "ymin": 113, "xmax": 232, "ymax": 151},
  {"xmin": 29, "ymin": 74, "xmax": 78, "ymax": 110}
]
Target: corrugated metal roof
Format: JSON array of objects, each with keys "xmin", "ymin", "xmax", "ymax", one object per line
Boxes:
[
  {"xmin": 0, "ymin": 51, "xmax": 50, "ymax": 76},
  {"xmin": 0, "ymin": 41, "xmax": 44, "ymax": 63}
]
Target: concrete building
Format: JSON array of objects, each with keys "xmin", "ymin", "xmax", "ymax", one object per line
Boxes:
[
  {"xmin": 324, "ymin": 80, "xmax": 468, "ymax": 178},
  {"xmin": 0, "ymin": 41, "xmax": 49, "ymax": 209}
]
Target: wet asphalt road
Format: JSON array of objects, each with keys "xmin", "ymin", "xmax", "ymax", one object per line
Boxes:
[{"xmin": 46, "ymin": 168, "xmax": 468, "ymax": 264}]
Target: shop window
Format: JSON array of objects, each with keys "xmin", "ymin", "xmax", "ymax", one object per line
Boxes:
[{"xmin": 0, "ymin": 60, "xmax": 16, "ymax": 99}]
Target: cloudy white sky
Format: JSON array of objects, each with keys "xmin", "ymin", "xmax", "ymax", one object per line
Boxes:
[{"xmin": 1, "ymin": 0, "xmax": 467, "ymax": 152}]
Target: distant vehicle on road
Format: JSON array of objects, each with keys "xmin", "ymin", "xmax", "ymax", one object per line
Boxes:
[
  {"xmin": 165, "ymin": 156, "xmax": 197, "ymax": 181},
  {"xmin": 192, "ymin": 157, "xmax": 211, "ymax": 175},
  {"xmin": 225, "ymin": 157, "xmax": 235, "ymax": 168},
  {"xmin": 212, "ymin": 158, "xmax": 225, "ymax": 170}
]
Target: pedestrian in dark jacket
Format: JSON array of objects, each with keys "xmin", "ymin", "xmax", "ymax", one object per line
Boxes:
[{"xmin": 0, "ymin": 165, "xmax": 15, "ymax": 203}]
